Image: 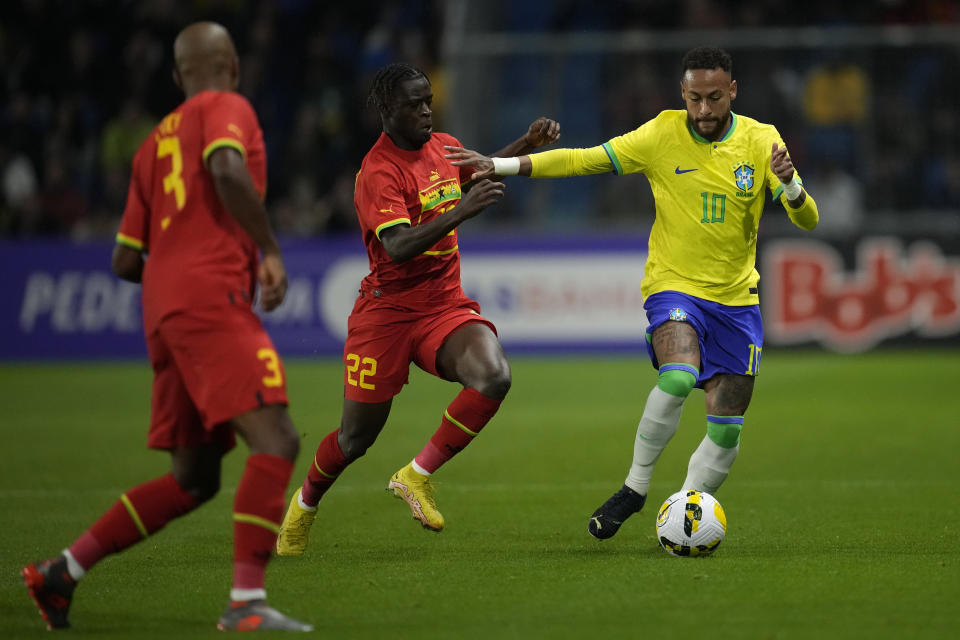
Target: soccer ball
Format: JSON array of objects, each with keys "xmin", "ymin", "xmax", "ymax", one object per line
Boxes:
[{"xmin": 655, "ymin": 490, "xmax": 726, "ymax": 557}]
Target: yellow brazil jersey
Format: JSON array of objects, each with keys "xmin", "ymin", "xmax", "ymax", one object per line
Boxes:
[{"xmin": 530, "ymin": 110, "xmax": 801, "ymax": 306}]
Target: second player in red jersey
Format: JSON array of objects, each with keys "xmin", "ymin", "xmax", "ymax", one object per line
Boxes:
[
  {"xmin": 356, "ymin": 129, "xmax": 474, "ymax": 302},
  {"xmin": 346, "ymin": 129, "xmax": 493, "ymax": 402},
  {"xmin": 22, "ymin": 22, "xmax": 311, "ymax": 632},
  {"xmin": 275, "ymin": 63, "xmax": 560, "ymax": 553},
  {"xmin": 117, "ymin": 88, "xmax": 268, "ymax": 333}
]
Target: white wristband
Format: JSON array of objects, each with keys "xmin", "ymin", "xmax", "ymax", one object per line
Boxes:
[
  {"xmin": 782, "ymin": 176, "xmax": 802, "ymax": 201},
  {"xmin": 491, "ymin": 156, "xmax": 520, "ymax": 176}
]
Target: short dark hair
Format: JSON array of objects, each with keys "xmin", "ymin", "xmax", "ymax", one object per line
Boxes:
[
  {"xmin": 367, "ymin": 63, "xmax": 429, "ymax": 114},
  {"xmin": 681, "ymin": 47, "xmax": 732, "ymax": 76}
]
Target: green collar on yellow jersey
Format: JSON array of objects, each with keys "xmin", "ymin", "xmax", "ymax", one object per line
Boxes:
[{"xmin": 688, "ymin": 112, "xmax": 738, "ymax": 144}]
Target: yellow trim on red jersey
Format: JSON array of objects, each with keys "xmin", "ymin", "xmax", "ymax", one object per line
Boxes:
[
  {"xmin": 423, "ymin": 245, "xmax": 458, "ymax": 256},
  {"xmin": 116, "ymin": 233, "xmax": 144, "ymax": 251},
  {"xmin": 375, "ymin": 217, "xmax": 410, "ymax": 239},
  {"xmin": 202, "ymin": 138, "xmax": 246, "ymax": 165}
]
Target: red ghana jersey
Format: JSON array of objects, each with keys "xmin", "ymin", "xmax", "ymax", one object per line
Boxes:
[
  {"xmin": 354, "ymin": 131, "xmax": 475, "ymax": 305},
  {"xmin": 116, "ymin": 90, "xmax": 266, "ymax": 332}
]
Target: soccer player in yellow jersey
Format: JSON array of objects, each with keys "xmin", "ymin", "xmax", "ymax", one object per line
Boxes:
[{"xmin": 446, "ymin": 47, "xmax": 819, "ymax": 540}]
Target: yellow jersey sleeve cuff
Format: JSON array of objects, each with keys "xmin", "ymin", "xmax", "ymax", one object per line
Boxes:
[
  {"xmin": 116, "ymin": 233, "xmax": 144, "ymax": 251},
  {"xmin": 771, "ymin": 176, "xmax": 803, "ymax": 201},
  {"xmin": 375, "ymin": 217, "xmax": 411, "ymax": 239},
  {"xmin": 785, "ymin": 192, "xmax": 819, "ymax": 231},
  {"xmin": 203, "ymin": 138, "xmax": 247, "ymax": 165},
  {"xmin": 529, "ymin": 146, "xmax": 613, "ymax": 177}
]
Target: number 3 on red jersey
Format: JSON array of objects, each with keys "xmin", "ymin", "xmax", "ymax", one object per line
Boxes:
[
  {"xmin": 257, "ymin": 348, "xmax": 284, "ymax": 387},
  {"xmin": 156, "ymin": 135, "xmax": 186, "ymax": 229}
]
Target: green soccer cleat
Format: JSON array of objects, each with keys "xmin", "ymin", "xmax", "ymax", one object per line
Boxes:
[
  {"xmin": 216, "ymin": 599, "xmax": 313, "ymax": 632},
  {"xmin": 387, "ymin": 463, "xmax": 445, "ymax": 532},
  {"xmin": 276, "ymin": 488, "xmax": 317, "ymax": 556}
]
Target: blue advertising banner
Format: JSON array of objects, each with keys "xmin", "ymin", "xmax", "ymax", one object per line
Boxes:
[
  {"xmin": 3, "ymin": 241, "xmax": 148, "ymax": 359},
  {"xmin": 4, "ymin": 234, "xmax": 957, "ymax": 360},
  {"xmin": 1, "ymin": 235, "xmax": 652, "ymax": 360}
]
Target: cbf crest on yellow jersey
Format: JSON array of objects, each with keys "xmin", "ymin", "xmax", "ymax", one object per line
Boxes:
[{"xmin": 600, "ymin": 110, "xmax": 801, "ymax": 306}]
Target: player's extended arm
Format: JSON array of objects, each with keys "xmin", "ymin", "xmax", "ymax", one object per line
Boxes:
[
  {"xmin": 445, "ymin": 145, "xmax": 612, "ymax": 181},
  {"xmin": 208, "ymin": 146, "xmax": 287, "ymax": 311},
  {"xmin": 111, "ymin": 244, "xmax": 144, "ymax": 283},
  {"xmin": 456, "ymin": 118, "xmax": 561, "ymax": 192},
  {"xmin": 379, "ymin": 179, "xmax": 505, "ymax": 264},
  {"xmin": 771, "ymin": 142, "xmax": 818, "ymax": 231}
]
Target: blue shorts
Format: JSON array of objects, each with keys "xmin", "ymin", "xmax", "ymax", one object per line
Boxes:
[{"xmin": 643, "ymin": 291, "xmax": 764, "ymax": 387}]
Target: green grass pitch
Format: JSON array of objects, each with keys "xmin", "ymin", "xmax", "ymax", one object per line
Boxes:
[{"xmin": 1, "ymin": 350, "xmax": 958, "ymax": 639}]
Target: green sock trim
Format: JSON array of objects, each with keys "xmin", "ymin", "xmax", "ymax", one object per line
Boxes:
[
  {"xmin": 657, "ymin": 368, "xmax": 697, "ymax": 397},
  {"xmin": 706, "ymin": 418, "xmax": 743, "ymax": 448}
]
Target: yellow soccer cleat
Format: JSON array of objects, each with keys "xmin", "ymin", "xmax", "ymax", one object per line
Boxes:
[
  {"xmin": 276, "ymin": 488, "xmax": 317, "ymax": 556},
  {"xmin": 387, "ymin": 463, "xmax": 445, "ymax": 532}
]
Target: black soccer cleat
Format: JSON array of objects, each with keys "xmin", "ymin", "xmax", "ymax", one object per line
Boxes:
[
  {"xmin": 22, "ymin": 556, "xmax": 76, "ymax": 630},
  {"xmin": 588, "ymin": 484, "xmax": 646, "ymax": 540}
]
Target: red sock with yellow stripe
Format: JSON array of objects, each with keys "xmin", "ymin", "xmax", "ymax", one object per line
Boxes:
[
  {"xmin": 67, "ymin": 473, "xmax": 198, "ymax": 571},
  {"xmin": 232, "ymin": 454, "xmax": 293, "ymax": 597},
  {"xmin": 299, "ymin": 429, "xmax": 349, "ymax": 507},
  {"xmin": 414, "ymin": 388, "xmax": 502, "ymax": 474}
]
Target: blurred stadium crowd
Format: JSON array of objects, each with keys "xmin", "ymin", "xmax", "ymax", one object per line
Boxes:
[{"xmin": 2, "ymin": 0, "xmax": 958, "ymax": 240}]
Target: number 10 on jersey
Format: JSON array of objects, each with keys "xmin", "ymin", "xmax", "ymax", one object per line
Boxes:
[{"xmin": 700, "ymin": 192, "xmax": 726, "ymax": 224}]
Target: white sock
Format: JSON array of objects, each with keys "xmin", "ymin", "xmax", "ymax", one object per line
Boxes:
[
  {"xmin": 231, "ymin": 587, "xmax": 267, "ymax": 602},
  {"xmin": 624, "ymin": 386, "xmax": 686, "ymax": 495},
  {"xmin": 410, "ymin": 459, "xmax": 431, "ymax": 476},
  {"xmin": 682, "ymin": 436, "xmax": 739, "ymax": 494},
  {"xmin": 296, "ymin": 491, "xmax": 317, "ymax": 511},
  {"xmin": 62, "ymin": 549, "xmax": 86, "ymax": 581}
]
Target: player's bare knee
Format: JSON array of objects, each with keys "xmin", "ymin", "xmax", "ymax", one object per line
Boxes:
[
  {"xmin": 274, "ymin": 420, "xmax": 300, "ymax": 461},
  {"xmin": 171, "ymin": 471, "xmax": 220, "ymax": 504},
  {"xmin": 339, "ymin": 440, "xmax": 368, "ymax": 461},
  {"xmin": 232, "ymin": 406, "xmax": 300, "ymax": 460},
  {"xmin": 705, "ymin": 374, "xmax": 755, "ymax": 415},
  {"xmin": 337, "ymin": 431, "xmax": 375, "ymax": 461},
  {"xmin": 188, "ymin": 478, "xmax": 221, "ymax": 504},
  {"xmin": 474, "ymin": 367, "xmax": 511, "ymax": 399}
]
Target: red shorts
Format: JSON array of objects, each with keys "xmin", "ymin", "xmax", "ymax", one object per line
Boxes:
[
  {"xmin": 145, "ymin": 304, "xmax": 289, "ymax": 450},
  {"xmin": 342, "ymin": 294, "xmax": 496, "ymax": 403}
]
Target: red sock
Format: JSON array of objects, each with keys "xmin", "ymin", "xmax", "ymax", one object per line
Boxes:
[
  {"xmin": 299, "ymin": 429, "xmax": 349, "ymax": 507},
  {"xmin": 233, "ymin": 454, "xmax": 293, "ymax": 592},
  {"xmin": 414, "ymin": 388, "xmax": 502, "ymax": 473},
  {"xmin": 68, "ymin": 474, "xmax": 198, "ymax": 570}
]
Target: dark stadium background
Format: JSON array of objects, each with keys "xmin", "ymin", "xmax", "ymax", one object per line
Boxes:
[{"xmin": 2, "ymin": 3, "xmax": 959, "ymax": 638}]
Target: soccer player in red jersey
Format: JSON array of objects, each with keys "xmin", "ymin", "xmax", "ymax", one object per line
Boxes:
[
  {"xmin": 275, "ymin": 63, "xmax": 560, "ymax": 553},
  {"xmin": 21, "ymin": 22, "xmax": 311, "ymax": 632}
]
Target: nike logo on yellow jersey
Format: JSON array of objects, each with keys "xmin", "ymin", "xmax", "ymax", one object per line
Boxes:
[{"xmin": 675, "ymin": 167, "xmax": 698, "ymax": 174}]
